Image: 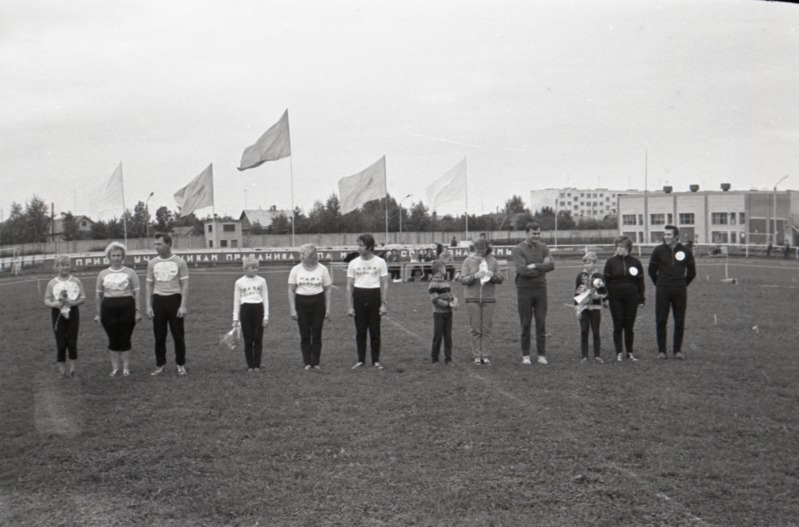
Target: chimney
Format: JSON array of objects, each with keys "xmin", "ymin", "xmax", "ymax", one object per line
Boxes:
[
  {"xmin": 689, "ymin": 184, "xmax": 699, "ymax": 192},
  {"xmin": 663, "ymin": 186, "xmax": 673, "ymax": 193},
  {"xmin": 721, "ymin": 183, "xmax": 731, "ymax": 192}
]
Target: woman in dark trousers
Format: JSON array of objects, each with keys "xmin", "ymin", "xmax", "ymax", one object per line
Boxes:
[
  {"xmin": 288, "ymin": 244, "xmax": 332, "ymax": 370},
  {"xmin": 603, "ymin": 236, "xmax": 645, "ymax": 362}
]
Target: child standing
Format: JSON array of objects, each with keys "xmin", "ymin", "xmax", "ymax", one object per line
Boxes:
[
  {"xmin": 574, "ymin": 251, "xmax": 608, "ymax": 363},
  {"xmin": 232, "ymin": 256, "xmax": 269, "ymax": 372},
  {"xmin": 460, "ymin": 238, "xmax": 503, "ymax": 365},
  {"xmin": 428, "ymin": 260, "xmax": 458, "ymax": 364},
  {"xmin": 44, "ymin": 255, "xmax": 86, "ymax": 377}
]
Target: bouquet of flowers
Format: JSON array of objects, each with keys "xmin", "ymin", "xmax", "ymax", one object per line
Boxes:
[{"xmin": 220, "ymin": 325, "xmax": 241, "ymax": 351}]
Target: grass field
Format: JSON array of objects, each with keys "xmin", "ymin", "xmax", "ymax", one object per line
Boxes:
[{"xmin": 1, "ymin": 258, "xmax": 798, "ymax": 526}]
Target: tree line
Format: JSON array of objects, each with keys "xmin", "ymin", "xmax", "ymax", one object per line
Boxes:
[{"xmin": 0, "ymin": 194, "xmax": 616, "ymax": 244}]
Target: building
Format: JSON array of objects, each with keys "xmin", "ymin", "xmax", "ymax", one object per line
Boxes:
[
  {"xmin": 531, "ymin": 188, "xmax": 631, "ymax": 219},
  {"xmin": 617, "ymin": 184, "xmax": 799, "ymax": 245},
  {"xmin": 51, "ymin": 215, "xmax": 95, "ymax": 239},
  {"xmin": 203, "ymin": 219, "xmax": 242, "ymax": 249},
  {"xmin": 240, "ymin": 208, "xmax": 292, "ymax": 232}
]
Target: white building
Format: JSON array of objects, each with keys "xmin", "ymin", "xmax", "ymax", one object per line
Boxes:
[
  {"xmin": 531, "ymin": 188, "xmax": 632, "ymax": 219},
  {"xmin": 617, "ymin": 184, "xmax": 799, "ymax": 245}
]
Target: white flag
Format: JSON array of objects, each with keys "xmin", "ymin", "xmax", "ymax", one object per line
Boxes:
[
  {"xmin": 89, "ymin": 162, "xmax": 125, "ymax": 221},
  {"xmin": 238, "ymin": 110, "xmax": 292, "ymax": 171},
  {"xmin": 174, "ymin": 164, "xmax": 214, "ymax": 217},
  {"xmin": 427, "ymin": 158, "xmax": 466, "ymax": 212},
  {"xmin": 338, "ymin": 156, "xmax": 387, "ymax": 215}
]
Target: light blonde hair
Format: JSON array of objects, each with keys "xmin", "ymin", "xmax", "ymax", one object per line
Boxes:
[
  {"xmin": 299, "ymin": 243, "xmax": 319, "ymax": 265},
  {"xmin": 53, "ymin": 255, "xmax": 71, "ymax": 268},
  {"xmin": 242, "ymin": 255, "xmax": 259, "ymax": 270},
  {"xmin": 105, "ymin": 241, "xmax": 127, "ymax": 259}
]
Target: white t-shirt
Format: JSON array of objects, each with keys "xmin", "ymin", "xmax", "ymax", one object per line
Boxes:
[
  {"xmin": 288, "ymin": 263, "xmax": 331, "ymax": 296},
  {"xmin": 346, "ymin": 255, "xmax": 388, "ymax": 289},
  {"xmin": 233, "ymin": 275, "xmax": 269, "ymax": 321},
  {"xmin": 45, "ymin": 275, "xmax": 85, "ymax": 306},
  {"xmin": 146, "ymin": 255, "xmax": 189, "ymax": 296},
  {"xmin": 96, "ymin": 267, "xmax": 140, "ymax": 298}
]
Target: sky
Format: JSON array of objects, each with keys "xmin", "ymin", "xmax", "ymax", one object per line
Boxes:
[{"xmin": 2, "ymin": 0, "xmax": 798, "ymax": 221}]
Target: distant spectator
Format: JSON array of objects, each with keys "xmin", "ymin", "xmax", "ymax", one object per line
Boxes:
[
  {"xmin": 439, "ymin": 244, "xmax": 455, "ymax": 280},
  {"xmin": 386, "ymin": 249, "xmax": 402, "ymax": 282},
  {"xmin": 450, "ymin": 236, "xmax": 458, "ymax": 247}
]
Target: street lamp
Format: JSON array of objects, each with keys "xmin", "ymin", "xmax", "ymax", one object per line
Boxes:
[
  {"xmin": 772, "ymin": 175, "xmax": 788, "ymax": 245},
  {"xmin": 398, "ymin": 193, "xmax": 412, "ymax": 234},
  {"xmin": 145, "ymin": 192, "xmax": 154, "ymax": 240}
]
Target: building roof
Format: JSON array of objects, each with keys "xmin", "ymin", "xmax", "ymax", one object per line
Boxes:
[{"xmin": 240, "ymin": 209, "xmax": 291, "ymax": 227}]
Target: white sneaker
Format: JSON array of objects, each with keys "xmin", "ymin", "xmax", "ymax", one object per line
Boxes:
[
  {"xmin": 150, "ymin": 366, "xmax": 164, "ymax": 376},
  {"xmin": 474, "ymin": 357, "xmax": 482, "ymax": 365},
  {"xmin": 482, "ymin": 358, "xmax": 491, "ymax": 365},
  {"xmin": 109, "ymin": 369, "xmax": 118, "ymax": 377},
  {"xmin": 177, "ymin": 365, "xmax": 187, "ymax": 376},
  {"xmin": 537, "ymin": 355, "xmax": 548, "ymax": 365},
  {"xmin": 351, "ymin": 362, "xmax": 364, "ymax": 369},
  {"xmin": 374, "ymin": 362, "xmax": 384, "ymax": 370},
  {"xmin": 617, "ymin": 353, "xmax": 624, "ymax": 362},
  {"xmin": 304, "ymin": 365, "xmax": 312, "ymax": 371},
  {"xmin": 522, "ymin": 355, "xmax": 532, "ymax": 365}
]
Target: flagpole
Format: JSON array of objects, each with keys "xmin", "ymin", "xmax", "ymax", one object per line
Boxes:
[
  {"xmin": 289, "ymin": 140, "xmax": 296, "ymax": 248},
  {"xmin": 464, "ymin": 158, "xmax": 469, "ymax": 239},
  {"xmin": 384, "ymin": 156, "xmax": 389, "ymax": 244},
  {"xmin": 120, "ymin": 162, "xmax": 128, "ymax": 246}
]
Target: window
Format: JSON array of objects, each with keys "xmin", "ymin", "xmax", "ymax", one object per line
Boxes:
[
  {"xmin": 574, "ymin": 196, "xmax": 578, "ymax": 201},
  {"xmin": 580, "ymin": 193, "xmax": 584, "ymax": 197},
  {"xmin": 650, "ymin": 213, "xmax": 665, "ymax": 225},
  {"xmin": 231, "ymin": 240, "xmax": 238, "ymax": 248},
  {"xmin": 573, "ymin": 205, "xmax": 578, "ymax": 210},
  {"xmin": 223, "ymin": 224, "xmax": 235, "ymax": 232},
  {"xmin": 221, "ymin": 240, "xmax": 228, "ymax": 248},
  {"xmin": 207, "ymin": 225, "xmax": 213, "ymax": 232},
  {"xmin": 81, "ymin": 221, "xmax": 88, "ymax": 227},
  {"xmin": 712, "ymin": 231, "xmax": 729, "ymax": 243},
  {"xmin": 638, "ymin": 214, "xmax": 644, "ymax": 225},
  {"xmin": 208, "ymin": 240, "xmax": 213, "ymax": 248},
  {"xmin": 678, "ymin": 213, "xmax": 695, "ymax": 225},
  {"xmin": 729, "ymin": 213, "xmax": 736, "ymax": 225},
  {"xmin": 622, "ymin": 215, "xmax": 637, "ymax": 226},
  {"xmin": 739, "ymin": 212, "xmax": 746, "ymax": 224},
  {"xmin": 667, "ymin": 213, "xmax": 673, "ymax": 224},
  {"xmin": 730, "ymin": 232, "xmax": 737, "ymax": 243},
  {"xmin": 711, "ymin": 213, "xmax": 728, "ymax": 225}
]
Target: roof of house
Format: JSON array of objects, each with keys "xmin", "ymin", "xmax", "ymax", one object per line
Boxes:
[{"xmin": 240, "ymin": 209, "xmax": 291, "ymax": 227}]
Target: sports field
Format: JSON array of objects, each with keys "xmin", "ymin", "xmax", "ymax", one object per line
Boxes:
[{"xmin": 1, "ymin": 258, "xmax": 797, "ymax": 526}]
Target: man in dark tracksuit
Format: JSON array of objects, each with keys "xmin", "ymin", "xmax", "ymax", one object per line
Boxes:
[{"xmin": 648, "ymin": 225, "xmax": 696, "ymax": 360}]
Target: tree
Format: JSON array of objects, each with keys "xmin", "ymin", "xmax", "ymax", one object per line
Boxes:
[
  {"xmin": 61, "ymin": 212, "xmax": 81, "ymax": 241},
  {"xmin": 1, "ymin": 202, "xmax": 25, "ymax": 244},
  {"xmin": 25, "ymin": 195, "xmax": 51, "ymax": 243},
  {"xmin": 268, "ymin": 213, "xmax": 291, "ymax": 234},
  {"xmin": 130, "ymin": 201, "xmax": 150, "ymax": 238},
  {"xmin": 503, "ymin": 195, "xmax": 527, "ymax": 215},
  {"xmin": 405, "ymin": 201, "xmax": 431, "ymax": 232},
  {"xmin": 154, "ymin": 206, "xmax": 173, "ymax": 232}
]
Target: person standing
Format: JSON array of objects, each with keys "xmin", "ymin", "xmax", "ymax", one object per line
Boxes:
[
  {"xmin": 460, "ymin": 238, "xmax": 503, "ymax": 365},
  {"xmin": 604, "ymin": 237, "xmax": 645, "ymax": 362},
  {"xmin": 648, "ymin": 225, "xmax": 696, "ymax": 360},
  {"xmin": 95, "ymin": 242, "xmax": 141, "ymax": 377},
  {"xmin": 428, "ymin": 260, "xmax": 458, "ymax": 364},
  {"xmin": 145, "ymin": 232, "xmax": 189, "ymax": 376},
  {"xmin": 512, "ymin": 222, "xmax": 555, "ymax": 365},
  {"xmin": 233, "ymin": 256, "xmax": 269, "ymax": 372},
  {"xmin": 347, "ymin": 234, "xmax": 389, "ymax": 370},
  {"xmin": 288, "ymin": 244, "xmax": 331, "ymax": 370},
  {"xmin": 574, "ymin": 251, "xmax": 607, "ymax": 363},
  {"xmin": 44, "ymin": 255, "xmax": 86, "ymax": 378}
]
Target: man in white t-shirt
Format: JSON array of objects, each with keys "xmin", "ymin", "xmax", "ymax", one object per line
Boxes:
[
  {"xmin": 346, "ymin": 234, "xmax": 389, "ymax": 369},
  {"xmin": 146, "ymin": 232, "xmax": 189, "ymax": 376}
]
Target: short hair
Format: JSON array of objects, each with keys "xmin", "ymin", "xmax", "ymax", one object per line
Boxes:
[
  {"xmin": 525, "ymin": 222, "xmax": 542, "ymax": 232},
  {"xmin": 105, "ymin": 241, "xmax": 127, "ymax": 260},
  {"xmin": 664, "ymin": 224, "xmax": 680, "ymax": 237},
  {"xmin": 298, "ymin": 243, "xmax": 319, "ymax": 265},
  {"xmin": 53, "ymin": 255, "xmax": 70, "ymax": 268},
  {"xmin": 242, "ymin": 255, "xmax": 259, "ymax": 269},
  {"xmin": 356, "ymin": 234, "xmax": 375, "ymax": 252},
  {"xmin": 614, "ymin": 236, "xmax": 634, "ymax": 251},
  {"xmin": 431, "ymin": 260, "xmax": 446, "ymax": 276},
  {"xmin": 153, "ymin": 232, "xmax": 172, "ymax": 245}
]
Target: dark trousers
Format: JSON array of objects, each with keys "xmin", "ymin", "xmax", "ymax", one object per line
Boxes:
[
  {"xmin": 517, "ymin": 287, "xmax": 548, "ymax": 356},
  {"xmin": 431, "ymin": 312, "xmax": 453, "ymax": 362},
  {"xmin": 579, "ymin": 309, "xmax": 602, "ymax": 358},
  {"xmin": 101, "ymin": 297, "xmax": 136, "ymax": 352},
  {"xmin": 51, "ymin": 307, "xmax": 79, "ymax": 361},
  {"xmin": 656, "ymin": 286, "xmax": 688, "ymax": 354},
  {"xmin": 296, "ymin": 293, "xmax": 326, "ymax": 366},
  {"xmin": 152, "ymin": 294, "xmax": 186, "ymax": 367},
  {"xmin": 353, "ymin": 287, "xmax": 382, "ymax": 364},
  {"xmin": 609, "ymin": 292, "xmax": 639, "ymax": 355},
  {"xmin": 239, "ymin": 303, "xmax": 264, "ymax": 368}
]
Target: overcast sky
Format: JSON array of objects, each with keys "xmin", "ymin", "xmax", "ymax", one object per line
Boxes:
[{"xmin": 2, "ymin": 0, "xmax": 798, "ymax": 221}]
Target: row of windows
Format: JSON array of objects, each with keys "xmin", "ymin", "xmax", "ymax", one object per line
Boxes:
[
  {"xmin": 208, "ymin": 239, "xmax": 239, "ymax": 248},
  {"xmin": 207, "ymin": 224, "xmax": 238, "ymax": 233},
  {"xmin": 559, "ymin": 192, "xmax": 617, "ymax": 199},
  {"xmin": 622, "ymin": 212, "xmax": 745, "ymax": 226},
  {"xmin": 561, "ymin": 201, "xmax": 613, "ymax": 208}
]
